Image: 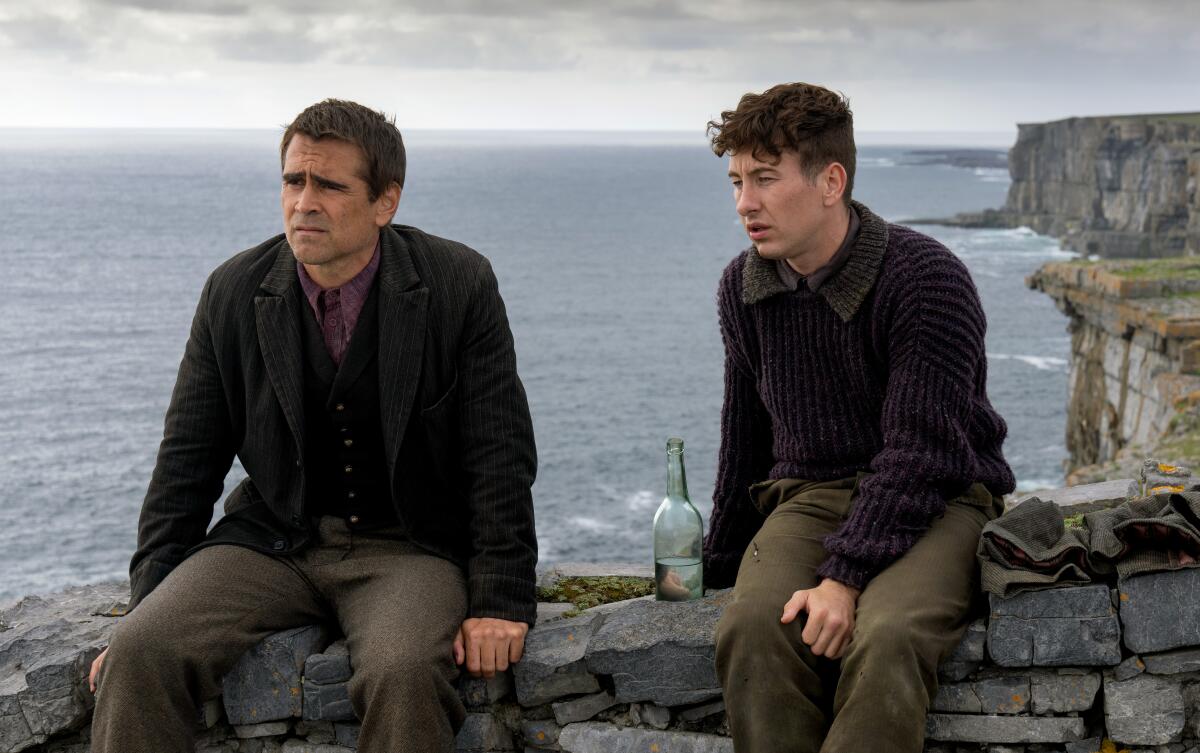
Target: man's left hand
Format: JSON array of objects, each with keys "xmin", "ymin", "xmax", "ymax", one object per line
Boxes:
[{"xmin": 454, "ymin": 617, "xmax": 529, "ymax": 678}]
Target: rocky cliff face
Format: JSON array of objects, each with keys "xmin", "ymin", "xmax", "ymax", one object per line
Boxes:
[
  {"xmin": 1028, "ymin": 258, "xmax": 1200, "ymax": 478},
  {"xmin": 1006, "ymin": 114, "xmax": 1200, "ymax": 258}
]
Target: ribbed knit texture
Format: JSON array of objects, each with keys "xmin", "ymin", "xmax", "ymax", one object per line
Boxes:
[{"xmin": 704, "ymin": 202, "xmax": 1015, "ymax": 590}]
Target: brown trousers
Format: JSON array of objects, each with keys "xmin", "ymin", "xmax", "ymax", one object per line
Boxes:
[
  {"xmin": 92, "ymin": 517, "xmax": 468, "ymax": 753},
  {"xmin": 715, "ymin": 476, "xmax": 1001, "ymax": 753}
]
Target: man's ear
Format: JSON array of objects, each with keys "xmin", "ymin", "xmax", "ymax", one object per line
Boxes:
[
  {"xmin": 375, "ymin": 182, "xmax": 402, "ymax": 227},
  {"xmin": 821, "ymin": 163, "xmax": 847, "ymax": 207}
]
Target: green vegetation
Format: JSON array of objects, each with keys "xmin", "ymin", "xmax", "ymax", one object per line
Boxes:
[
  {"xmin": 1107, "ymin": 259, "xmax": 1200, "ymax": 281},
  {"xmin": 1063, "ymin": 513, "xmax": 1085, "ymax": 529},
  {"xmin": 537, "ymin": 576, "xmax": 655, "ymax": 616}
]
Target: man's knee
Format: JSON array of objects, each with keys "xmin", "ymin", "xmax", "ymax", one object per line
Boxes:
[
  {"xmin": 716, "ymin": 593, "xmax": 798, "ymax": 666},
  {"xmin": 349, "ymin": 639, "xmax": 453, "ymax": 698}
]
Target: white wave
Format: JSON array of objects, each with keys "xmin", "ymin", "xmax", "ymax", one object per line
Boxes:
[
  {"xmin": 859, "ymin": 157, "xmax": 896, "ymax": 167},
  {"xmin": 1014, "ymin": 478, "xmax": 1064, "ymax": 494},
  {"xmin": 625, "ymin": 489, "xmax": 658, "ymax": 512},
  {"xmin": 570, "ymin": 516, "xmax": 618, "ymax": 533},
  {"xmin": 987, "ymin": 353, "xmax": 1069, "ymax": 372}
]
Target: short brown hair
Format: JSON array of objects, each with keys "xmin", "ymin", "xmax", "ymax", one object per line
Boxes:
[
  {"xmin": 280, "ymin": 99, "xmax": 406, "ymax": 201},
  {"xmin": 708, "ymin": 82, "xmax": 855, "ymax": 203}
]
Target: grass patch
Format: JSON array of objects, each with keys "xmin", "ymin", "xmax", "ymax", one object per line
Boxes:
[
  {"xmin": 1107, "ymin": 259, "xmax": 1200, "ymax": 281},
  {"xmin": 537, "ymin": 576, "xmax": 655, "ymax": 616}
]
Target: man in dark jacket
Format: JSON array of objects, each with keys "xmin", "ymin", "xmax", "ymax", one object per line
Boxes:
[
  {"xmin": 88, "ymin": 99, "xmax": 538, "ymax": 753},
  {"xmin": 704, "ymin": 82, "xmax": 1014, "ymax": 753}
]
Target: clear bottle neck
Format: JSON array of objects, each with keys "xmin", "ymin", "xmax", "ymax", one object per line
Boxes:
[{"xmin": 666, "ymin": 438, "xmax": 689, "ymax": 501}]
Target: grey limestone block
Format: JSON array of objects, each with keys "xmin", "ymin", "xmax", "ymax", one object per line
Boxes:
[
  {"xmin": 302, "ymin": 680, "xmax": 355, "ymax": 722},
  {"xmin": 939, "ymin": 618, "xmax": 988, "ymax": 681},
  {"xmin": 1009, "ymin": 478, "xmax": 1139, "ymax": 514},
  {"xmin": 931, "ymin": 683, "xmax": 982, "ymax": 714},
  {"xmin": 455, "ymin": 712, "xmax": 515, "ymax": 751},
  {"xmin": 988, "ymin": 615, "xmax": 1121, "ymax": 667},
  {"xmin": 459, "ymin": 672, "xmax": 514, "ymax": 710},
  {"xmin": 0, "ymin": 582, "xmax": 128, "ymax": 753},
  {"xmin": 630, "ymin": 703, "xmax": 671, "ymax": 729},
  {"xmin": 235, "ymin": 721, "xmax": 292, "ymax": 738},
  {"xmin": 304, "ymin": 641, "xmax": 351, "ymax": 685},
  {"xmin": 551, "ymin": 690, "xmax": 618, "ymax": 726},
  {"xmin": 513, "ymin": 613, "xmax": 604, "ymax": 707},
  {"xmin": 521, "ymin": 719, "xmax": 561, "ymax": 749},
  {"xmin": 557, "ymin": 722, "xmax": 733, "ymax": 753},
  {"xmin": 537, "ymin": 603, "xmax": 578, "ymax": 624},
  {"xmin": 1114, "ymin": 656, "xmax": 1147, "ymax": 681},
  {"xmin": 1143, "ymin": 648, "xmax": 1200, "ymax": 675},
  {"xmin": 988, "ymin": 587, "xmax": 1120, "ymax": 666},
  {"xmin": 294, "ymin": 720, "xmax": 335, "ymax": 744},
  {"xmin": 333, "ymin": 722, "xmax": 360, "ymax": 748},
  {"xmin": 1104, "ymin": 673, "xmax": 1185, "ymax": 746},
  {"xmin": 1064, "ymin": 738, "xmax": 1105, "ymax": 753},
  {"xmin": 1120, "ymin": 569, "xmax": 1200, "ymax": 654},
  {"xmin": 974, "ymin": 676, "xmax": 1030, "ymax": 715},
  {"xmin": 223, "ymin": 625, "xmax": 326, "ymax": 725},
  {"xmin": 1029, "ymin": 669, "xmax": 1102, "ymax": 714},
  {"xmin": 1141, "ymin": 460, "xmax": 1193, "ymax": 495},
  {"xmin": 583, "ymin": 590, "xmax": 732, "ymax": 706},
  {"xmin": 678, "ymin": 700, "xmax": 725, "ymax": 724},
  {"xmin": 924, "ymin": 714, "xmax": 1087, "ymax": 744},
  {"xmin": 990, "ymin": 585, "xmax": 1114, "ymax": 619}
]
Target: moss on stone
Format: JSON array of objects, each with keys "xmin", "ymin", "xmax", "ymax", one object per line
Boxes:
[
  {"xmin": 536, "ymin": 575, "xmax": 655, "ymax": 614},
  {"xmin": 1063, "ymin": 513, "xmax": 1085, "ymax": 529}
]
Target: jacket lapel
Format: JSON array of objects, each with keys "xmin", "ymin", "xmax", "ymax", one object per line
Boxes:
[
  {"xmin": 255, "ymin": 243, "xmax": 307, "ymax": 459},
  {"xmin": 377, "ymin": 225, "xmax": 429, "ymax": 475}
]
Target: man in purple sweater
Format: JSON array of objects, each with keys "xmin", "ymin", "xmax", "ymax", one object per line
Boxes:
[{"xmin": 704, "ymin": 82, "xmax": 1015, "ymax": 753}]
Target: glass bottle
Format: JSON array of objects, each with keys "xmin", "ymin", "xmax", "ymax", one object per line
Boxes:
[{"xmin": 653, "ymin": 437, "xmax": 704, "ymax": 601}]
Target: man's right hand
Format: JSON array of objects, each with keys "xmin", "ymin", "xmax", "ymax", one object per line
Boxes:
[{"xmin": 89, "ymin": 647, "xmax": 108, "ymax": 693}]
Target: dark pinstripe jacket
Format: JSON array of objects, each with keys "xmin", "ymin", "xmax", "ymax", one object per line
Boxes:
[{"xmin": 129, "ymin": 224, "xmax": 539, "ymax": 624}]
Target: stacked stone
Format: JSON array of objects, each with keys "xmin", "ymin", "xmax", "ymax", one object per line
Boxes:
[{"xmin": 13, "ymin": 474, "xmax": 1200, "ymax": 752}]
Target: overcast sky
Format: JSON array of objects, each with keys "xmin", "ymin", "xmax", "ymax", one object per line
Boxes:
[{"xmin": 0, "ymin": 0, "xmax": 1196, "ymax": 138}]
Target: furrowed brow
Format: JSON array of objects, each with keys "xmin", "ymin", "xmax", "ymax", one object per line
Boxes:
[{"xmin": 281, "ymin": 171, "xmax": 351, "ymax": 191}]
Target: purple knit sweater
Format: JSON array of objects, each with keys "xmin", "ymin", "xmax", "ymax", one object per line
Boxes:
[{"xmin": 703, "ymin": 201, "xmax": 1015, "ymax": 590}]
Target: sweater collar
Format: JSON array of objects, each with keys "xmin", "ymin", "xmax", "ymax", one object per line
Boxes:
[{"xmin": 741, "ymin": 200, "xmax": 889, "ymax": 321}]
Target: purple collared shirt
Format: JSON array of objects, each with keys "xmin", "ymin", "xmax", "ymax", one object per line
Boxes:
[{"xmin": 297, "ymin": 241, "xmax": 381, "ymax": 367}]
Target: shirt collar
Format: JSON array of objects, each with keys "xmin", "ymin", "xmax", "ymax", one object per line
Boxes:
[
  {"xmin": 775, "ymin": 207, "xmax": 861, "ymax": 293},
  {"xmin": 296, "ymin": 237, "xmax": 382, "ymax": 313}
]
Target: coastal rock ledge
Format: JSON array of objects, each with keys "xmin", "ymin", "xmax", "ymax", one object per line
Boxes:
[{"xmin": 8, "ymin": 477, "xmax": 1200, "ymax": 752}]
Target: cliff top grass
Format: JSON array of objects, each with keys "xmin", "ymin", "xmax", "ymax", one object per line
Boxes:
[{"xmin": 1060, "ymin": 257, "xmax": 1200, "ymax": 281}]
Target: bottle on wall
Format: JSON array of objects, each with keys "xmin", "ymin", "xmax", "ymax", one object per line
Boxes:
[{"xmin": 653, "ymin": 437, "xmax": 704, "ymax": 601}]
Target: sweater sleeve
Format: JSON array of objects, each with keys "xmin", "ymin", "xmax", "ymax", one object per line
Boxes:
[
  {"xmin": 816, "ymin": 241, "xmax": 986, "ymax": 589},
  {"xmin": 704, "ymin": 260, "xmax": 774, "ymax": 589}
]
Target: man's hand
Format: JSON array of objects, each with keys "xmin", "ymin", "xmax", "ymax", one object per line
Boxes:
[
  {"xmin": 453, "ymin": 617, "xmax": 528, "ymax": 678},
  {"xmin": 780, "ymin": 579, "xmax": 861, "ymax": 659},
  {"xmin": 89, "ymin": 647, "xmax": 108, "ymax": 693}
]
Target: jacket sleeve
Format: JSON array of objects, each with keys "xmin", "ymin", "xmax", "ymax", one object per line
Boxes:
[
  {"xmin": 456, "ymin": 258, "xmax": 539, "ymax": 624},
  {"xmin": 129, "ymin": 274, "xmax": 235, "ymax": 608},
  {"xmin": 816, "ymin": 244, "xmax": 986, "ymax": 589},
  {"xmin": 703, "ymin": 264, "xmax": 774, "ymax": 589}
]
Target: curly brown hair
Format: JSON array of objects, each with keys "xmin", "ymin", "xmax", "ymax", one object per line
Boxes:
[
  {"xmin": 708, "ymin": 82, "xmax": 855, "ymax": 203},
  {"xmin": 281, "ymin": 99, "xmax": 406, "ymax": 201}
]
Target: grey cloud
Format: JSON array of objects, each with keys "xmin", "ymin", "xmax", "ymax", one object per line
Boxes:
[
  {"xmin": 92, "ymin": 0, "xmax": 251, "ymax": 16},
  {"xmin": 0, "ymin": 14, "xmax": 99, "ymax": 59}
]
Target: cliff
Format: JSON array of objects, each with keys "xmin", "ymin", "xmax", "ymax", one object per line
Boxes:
[
  {"xmin": 1006, "ymin": 113, "xmax": 1200, "ymax": 258},
  {"xmin": 1028, "ymin": 257, "xmax": 1200, "ymax": 480}
]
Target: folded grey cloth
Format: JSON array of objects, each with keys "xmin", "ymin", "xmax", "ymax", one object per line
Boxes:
[
  {"xmin": 1086, "ymin": 492, "xmax": 1200, "ymax": 580},
  {"xmin": 977, "ymin": 496, "xmax": 1095, "ymax": 597}
]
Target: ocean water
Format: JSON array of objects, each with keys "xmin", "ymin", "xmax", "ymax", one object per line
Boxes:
[{"xmin": 0, "ymin": 129, "xmax": 1073, "ymax": 603}]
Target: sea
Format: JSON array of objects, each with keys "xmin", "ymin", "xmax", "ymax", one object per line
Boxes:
[{"xmin": 0, "ymin": 129, "xmax": 1075, "ymax": 604}]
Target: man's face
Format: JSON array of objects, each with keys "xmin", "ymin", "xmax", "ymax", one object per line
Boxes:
[
  {"xmin": 281, "ymin": 134, "xmax": 396, "ymax": 277},
  {"xmin": 728, "ymin": 149, "xmax": 835, "ymax": 271}
]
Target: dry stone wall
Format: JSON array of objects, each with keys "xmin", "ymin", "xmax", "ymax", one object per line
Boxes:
[{"xmin": 8, "ymin": 479, "xmax": 1200, "ymax": 752}]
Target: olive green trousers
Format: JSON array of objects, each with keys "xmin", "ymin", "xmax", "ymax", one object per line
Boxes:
[
  {"xmin": 92, "ymin": 517, "xmax": 468, "ymax": 753},
  {"xmin": 715, "ymin": 476, "xmax": 1001, "ymax": 753}
]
